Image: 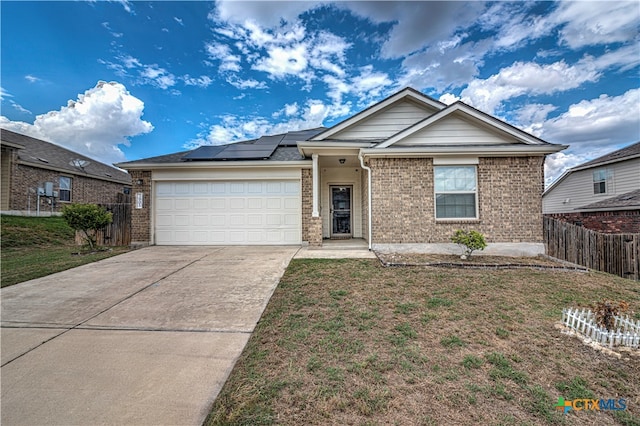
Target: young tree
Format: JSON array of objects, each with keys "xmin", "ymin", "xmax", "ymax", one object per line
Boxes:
[
  {"xmin": 62, "ymin": 204, "xmax": 112, "ymax": 251},
  {"xmin": 451, "ymin": 229, "xmax": 487, "ymax": 259}
]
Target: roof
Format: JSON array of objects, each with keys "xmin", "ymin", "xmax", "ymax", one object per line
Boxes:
[
  {"xmin": 376, "ymin": 101, "xmax": 559, "ymax": 149},
  {"xmin": 544, "ymin": 141, "xmax": 640, "ymax": 195},
  {"xmin": 573, "ymin": 141, "xmax": 640, "ymax": 171},
  {"xmin": 577, "ymin": 189, "xmax": 640, "ymax": 211},
  {"xmin": 1, "ymin": 128, "xmax": 131, "ymax": 184},
  {"xmin": 118, "ymin": 86, "xmax": 565, "ymax": 169},
  {"xmin": 118, "ymin": 128, "xmax": 322, "ymax": 167}
]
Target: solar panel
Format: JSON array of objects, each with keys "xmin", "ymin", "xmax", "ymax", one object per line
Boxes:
[{"xmin": 182, "ymin": 145, "xmax": 226, "ymax": 160}]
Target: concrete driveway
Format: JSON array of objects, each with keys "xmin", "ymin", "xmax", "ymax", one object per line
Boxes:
[{"xmin": 1, "ymin": 246, "xmax": 298, "ymax": 426}]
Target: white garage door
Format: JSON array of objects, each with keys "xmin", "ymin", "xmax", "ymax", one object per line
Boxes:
[{"xmin": 155, "ymin": 180, "xmax": 301, "ymax": 245}]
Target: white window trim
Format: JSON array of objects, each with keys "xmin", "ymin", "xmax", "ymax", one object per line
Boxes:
[
  {"xmin": 434, "ymin": 165, "xmax": 479, "ymax": 221},
  {"xmin": 59, "ymin": 176, "xmax": 72, "ymax": 203},
  {"xmin": 592, "ymin": 168, "xmax": 613, "ymax": 196}
]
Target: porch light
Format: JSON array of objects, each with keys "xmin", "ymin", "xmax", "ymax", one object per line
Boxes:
[{"xmin": 136, "ymin": 179, "xmax": 144, "ymax": 185}]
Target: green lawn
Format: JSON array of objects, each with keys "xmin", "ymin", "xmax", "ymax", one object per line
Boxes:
[
  {"xmin": 1, "ymin": 215, "xmax": 129, "ymax": 287},
  {"xmin": 206, "ymin": 259, "xmax": 640, "ymax": 426}
]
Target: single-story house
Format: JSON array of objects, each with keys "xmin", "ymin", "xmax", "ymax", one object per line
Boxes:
[
  {"xmin": 543, "ymin": 141, "xmax": 640, "ymax": 233},
  {"xmin": 117, "ymin": 87, "xmax": 566, "ymax": 254},
  {"xmin": 1, "ymin": 128, "xmax": 132, "ymax": 214}
]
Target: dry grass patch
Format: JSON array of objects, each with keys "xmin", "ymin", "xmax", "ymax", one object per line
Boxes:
[{"xmin": 206, "ymin": 259, "xmax": 640, "ymax": 426}]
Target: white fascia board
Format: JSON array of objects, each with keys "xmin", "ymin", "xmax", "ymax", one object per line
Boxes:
[
  {"xmin": 378, "ymin": 102, "xmax": 553, "ymax": 148},
  {"xmin": 361, "ymin": 144, "xmax": 566, "ymax": 158},
  {"xmin": 297, "ymin": 142, "xmax": 372, "ymax": 157},
  {"xmin": 309, "ymin": 88, "xmax": 445, "ymax": 141},
  {"xmin": 119, "ymin": 160, "xmax": 311, "ymax": 171}
]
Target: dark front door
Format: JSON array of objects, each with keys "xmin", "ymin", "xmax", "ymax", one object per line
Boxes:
[{"xmin": 330, "ymin": 185, "xmax": 352, "ymax": 238}]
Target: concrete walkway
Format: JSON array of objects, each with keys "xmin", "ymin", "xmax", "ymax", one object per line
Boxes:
[{"xmin": 1, "ymin": 246, "xmax": 298, "ymax": 426}]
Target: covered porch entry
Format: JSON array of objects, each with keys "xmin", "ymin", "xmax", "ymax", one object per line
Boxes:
[{"xmin": 301, "ymin": 146, "xmax": 370, "ymax": 246}]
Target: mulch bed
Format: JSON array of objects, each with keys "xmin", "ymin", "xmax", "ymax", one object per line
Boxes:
[{"xmin": 375, "ymin": 252, "xmax": 588, "ymax": 271}]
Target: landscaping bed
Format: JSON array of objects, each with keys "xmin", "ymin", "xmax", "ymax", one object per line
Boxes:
[
  {"xmin": 207, "ymin": 259, "xmax": 639, "ymax": 425},
  {"xmin": 376, "ymin": 253, "xmax": 585, "ymax": 270}
]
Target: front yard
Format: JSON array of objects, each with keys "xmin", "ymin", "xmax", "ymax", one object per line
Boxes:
[
  {"xmin": 207, "ymin": 259, "xmax": 639, "ymax": 425},
  {"xmin": 1, "ymin": 215, "xmax": 129, "ymax": 287}
]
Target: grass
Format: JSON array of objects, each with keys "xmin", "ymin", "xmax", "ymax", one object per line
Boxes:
[
  {"xmin": 1, "ymin": 215, "xmax": 129, "ymax": 287},
  {"xmin": 206, "ymin": 259, "xmax": 640, "ymax": 425}
]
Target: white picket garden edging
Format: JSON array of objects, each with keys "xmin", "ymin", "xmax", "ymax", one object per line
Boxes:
[{"xmin": 562, "ymin": 308, "xmax": 640, "ymax": 349}]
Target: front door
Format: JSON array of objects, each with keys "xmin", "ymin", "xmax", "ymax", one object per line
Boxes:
[{"xmin": 330, "ymin": 185, "xmax": 352, "ymax": 238}]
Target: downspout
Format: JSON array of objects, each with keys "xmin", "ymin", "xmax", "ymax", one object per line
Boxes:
[{"xmin": 358, "ymin": 151, "xmax": 372, "ymax": 251}]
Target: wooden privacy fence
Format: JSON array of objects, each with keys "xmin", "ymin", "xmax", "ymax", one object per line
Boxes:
[
  {"xmin": 562, "ymin": 307, "xmax": 639, "ymax": 349},
  {"xmin": 544, "ymin": 217, "xmax": 639, "ymax": 280},
  {"xmin": 75, "ymin": 203, "xmax": 131, "ymax": 247}
]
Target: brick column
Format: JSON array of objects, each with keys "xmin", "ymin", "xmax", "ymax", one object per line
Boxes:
[{"xmin": 130, "ymin": 170, "xmax": 152, "ymax": 247}]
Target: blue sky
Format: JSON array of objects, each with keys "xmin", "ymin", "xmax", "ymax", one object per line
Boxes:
[{"xmin": 1, "ymin": 1, "xmax": 638, "ymax": 184}]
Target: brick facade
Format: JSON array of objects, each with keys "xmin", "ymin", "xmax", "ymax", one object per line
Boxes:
[
  {"xmin": 369, "ymin": 156, "xmax": 545, "ymax": 243},
  {"xmin": 301, "ymin": 168, "xmax": 322, "ymax": 246},
  {"xmin": 8, "ymin": 163, "xmax": 129, "ymax": 212},
  {"xmin": 545, "ymin": 211, "xmax": 640, "ymax": 234},
  {"xmin": 130, "ymin": 170, "xmax": 152, "ymax": 245}
]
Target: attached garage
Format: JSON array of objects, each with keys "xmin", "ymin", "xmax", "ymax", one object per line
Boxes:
[{"xmin": 154, "ymin": 179, "xmax": 301, "ymax": 245}]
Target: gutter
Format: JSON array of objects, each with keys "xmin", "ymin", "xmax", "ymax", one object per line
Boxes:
[{"xmin": 358, "ymin": 151, "xmax": 373, "ymax": 251}]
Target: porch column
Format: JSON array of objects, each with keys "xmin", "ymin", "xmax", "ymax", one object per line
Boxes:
[{"xmin": 312, "ymin": 153, "xmax": 319, "ymax": 217}]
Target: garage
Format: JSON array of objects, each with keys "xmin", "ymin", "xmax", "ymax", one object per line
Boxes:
[{"xmin": 154, "ymin": 179, "xmax": 301, "ymax": 245}]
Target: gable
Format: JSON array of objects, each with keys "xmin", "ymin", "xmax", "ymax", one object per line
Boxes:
[
  {"xmin": 393, "ymin": 114, "xmax": 516, "ymax": 146},
  {"xmin": 330, "ymin": 100, "xmax": 439, "ymax": 140}
]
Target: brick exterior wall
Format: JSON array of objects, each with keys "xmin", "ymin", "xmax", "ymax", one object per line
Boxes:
[
  {"xmin": 130, "ymin": 170, "xmax": 152, "ymax": 245},
  {"xmin": 8, "ymin": 163, "xmax": 129, "ymax": 212},
  {"xmin": 301, "ymin": 168, "xmax": 322, "ymax": 246},
  {"xmin": 369, "ymin": 156, "xmax": 545, "ymax": 243},
  {"xmin": 545, "ymin": 211, "xmax": 640, "ymax": 234}
]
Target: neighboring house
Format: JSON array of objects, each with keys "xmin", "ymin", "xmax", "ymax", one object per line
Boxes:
[
  {"xmin": 1, "ymin": 129, "xmax": 132, "ymax": 214},
  {"xmin": 117, "ymin": 87, "xmax": 565, "ymax": 254},
  {"xmin": 543, "ymin": 141, "xmax": 640, "ymax": 233}
]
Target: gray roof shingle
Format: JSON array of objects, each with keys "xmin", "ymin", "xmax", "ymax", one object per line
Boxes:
[
  {"xmin": 1, "ymin": 128, "xmax": 131, "ymax": 184},
  {"xmin": 578, "ymin": 189, "xmax": 640, "ymax": 211}
]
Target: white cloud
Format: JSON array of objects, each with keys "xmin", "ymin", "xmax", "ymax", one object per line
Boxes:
[
  {"xmin": 25, "ymin": 75, "xmax": 41, "ymax": 83},
  {"xmin": 0, "ymin": 86, "xmax": 12, "ymax": 100},
  {"xmin": 186, "ymin": 97, "xmax": 345, "ymax": 149},
  {"xmin": 534, "ymin": 89, "xmax": 640, "ymax": 184},
  {"xmin": 539, "ymin": 88, "xmax": 640, "ymax": 146},
  {"xmin": 253, "ymin": 44, "xmax": 309, "ymax": 78},
  {"xmin": 182, "ymin": 75, "xmax": 213, "ymax": 88},
  {"xmin": 9, "ymin": 100, "xmax": 32, "ymax": 115},
  {"xmin": 439, "ymin": 93, "xmax": 460, "ymax": 105},
  {"xmin": 460, "ymin": 60, "xmax": 600, "ymax": 114},
  {"xmin": 351, "ymin": 65, "xmax": 392, "ymax": 101},
  {"xmin": 226, "ymin": 76, "xmax": 267, "ymax": 90},
  {"xmin": 514, "ymin": 103, "xmax": 557, "ymax": 135},
  {"xmin": 204, "ymin": 41, "xmax": 242, "ymax": 72},
  {"xmin": 0, "ymin": 81, "xmax": 153, "ymax": 164},
  {"xmin": 552, "ymin": 1, "xmax": 639, "ymax": 48},
  {"xmin": 101, "ymin": 55, "xmax": 177, "ymax": 90}
]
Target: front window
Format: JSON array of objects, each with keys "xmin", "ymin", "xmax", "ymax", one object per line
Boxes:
[
  {"xmin": 593, "ymin": 169, "xmax": 612, "ymax": 194},
  {"xmin": 434, "ymin": 166, "xmax": 477, "ymax": 219},
  {"xmin": 59, "ymin": 177, "xmax": 72, "ymax": 202}
]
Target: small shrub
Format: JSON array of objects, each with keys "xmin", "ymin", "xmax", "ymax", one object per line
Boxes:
[
  {"xmin": 462, "ymin": 355, "xmax": 484, "ymax": 369},
  {"xmin": 451, "ymin": 229, "xmax": 487, "ymax": 259},
  {"xmin": 62, "ymin": 203, "xmax": 112, "ymax": 250},
  {"xmin": 592, "ymin": 300, "xmax": 629, "ymax": 331}
]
